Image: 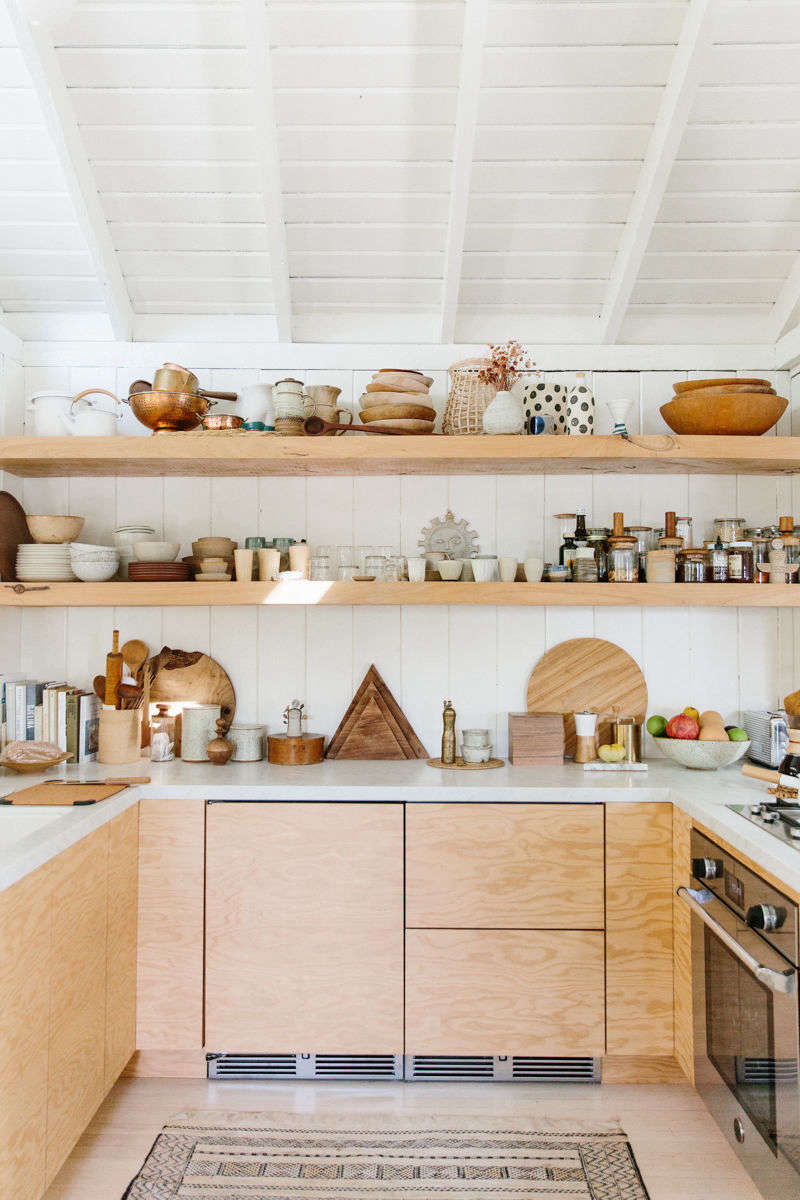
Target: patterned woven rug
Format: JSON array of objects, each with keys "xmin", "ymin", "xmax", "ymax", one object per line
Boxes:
[{"xmin": 122, "ymin": 1109, "xmax": 650, "ymax": 1199}]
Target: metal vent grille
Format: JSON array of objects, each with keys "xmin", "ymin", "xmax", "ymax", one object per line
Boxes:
[
  {"xmin": 405, "ymin": 1056, "xmax": 601, "ymax": 1083},
  {"xmin": 207, "ymin": 1053, "xmax": 403, "ymax": 1080},
  {"xmin": 737, "ymin": 1057, "xmax": 800, "ymax": 1086}
]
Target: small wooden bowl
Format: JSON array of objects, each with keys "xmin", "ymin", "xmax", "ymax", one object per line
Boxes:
[
  {"xmin": 660, "ymin": 392, "xmax": 788, "ymax": 436},
  {"xmin": 360, "ymin": 403, "xmax": 436, "ymax": 423}
]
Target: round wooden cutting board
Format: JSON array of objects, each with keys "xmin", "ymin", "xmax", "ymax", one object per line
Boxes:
[{"xmin": 526, "ymin": 637, "xmax": 647, "ymax": 758}]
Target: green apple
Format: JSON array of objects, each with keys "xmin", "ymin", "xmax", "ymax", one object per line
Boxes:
[{"xmin": 646, "ymin": 715, "xmax": 667, "ymax": 737}]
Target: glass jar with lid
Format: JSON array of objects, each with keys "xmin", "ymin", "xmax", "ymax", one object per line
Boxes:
[
  {"xmin": 607, "ymin": 537, "xmax": 639, "ymax": 582},
  {"xmin": 714, "ymin": 516, "xmax": 746, "ymax": 545},
  {"xmin": 675, "ymin": 516, "xmax": 693, "ymax": 546},
  {"xmin": 708, "ymin": 537, "xmax": 729, "ymax": 583},
  {"xmin": 748, "ymin": 528, "xmax": 772, "ymax": 583},
  {"xmin": 150, "ymin": 704, "xmax": 176, "ymax": 762},
  {"xmin": 625, "ymin": 526, "xmax": 655, "ymax": 580},
  {"xmin": 727, "ymin": 540, "xmax": 754, "ymax": 582},
  {"xmin": 677, "ymin": 548, "xmax": 708, "ymax": 583},
  {"xmin": 587, "ymin": 528, "xmax": 609, "ymax": 580}
]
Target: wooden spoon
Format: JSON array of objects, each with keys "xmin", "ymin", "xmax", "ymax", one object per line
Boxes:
[
  {"xmin": 121, "ymin": 638, "xmax": 148, "ymax": 678},
  {"xmin": 93, "ymin": 675, "xmax": 143, "ymax": 705},
  {"xmin": 303, "ymin": 416, "xmax": 429, "ymax": 437}
]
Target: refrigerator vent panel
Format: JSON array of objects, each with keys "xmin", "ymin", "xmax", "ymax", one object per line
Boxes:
[
  {"xmin": 207, "ymin": 1053, "xmax": 403, "ymax": 1080},
  {"xmin": 405, "ymin": 1056, "xmax": 601, "ymax": 1082}
]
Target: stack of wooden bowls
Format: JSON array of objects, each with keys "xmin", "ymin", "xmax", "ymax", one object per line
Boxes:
[
  {"xmin": 660, "ymin": 377, "xmax": 788, "ymax": 436},
  {"xmin": 358, "ymin": 369, "xmax": 436, "ymax": 433}
]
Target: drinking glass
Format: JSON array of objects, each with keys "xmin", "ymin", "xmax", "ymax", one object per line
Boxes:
[{"xmin": 364, "ymin": 554, "xmax": 385, "ymax": 580}]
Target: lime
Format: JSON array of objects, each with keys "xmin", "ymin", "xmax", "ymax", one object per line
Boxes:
[
  {"xmin": 646, "ymin": 715, "xmax": 667, "ymax": 737},
  {"xmin": 727, "ymin": 727, "xmax": 748, "ymax": 742}
]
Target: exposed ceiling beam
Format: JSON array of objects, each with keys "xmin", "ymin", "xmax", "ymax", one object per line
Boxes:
[
  {"xmin": 775, "ymin": 320, "xmax": 800, "ymax": 372},
  {"xmin": 769, "ymin": 257, "xmax": 800, "ymax": 343},
  {"xmin": 6, "ymin": 1, "xmax": 134, "ymax": 342},
  {"xmin": 439, "ymin": 0, "xmax": 489, "ymax": 344},
  {"xmin": 242, "ymin": 0, "xmax": 292, "ymax": 343},
  {"xmin": 597, "ymin": 0, "xmax": 716, "ymax": 345}
]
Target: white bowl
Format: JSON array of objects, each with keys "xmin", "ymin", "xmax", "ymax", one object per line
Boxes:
[
  {"xmin": 654, "ymin": 737, "xmax": 750, "ymax": 770},
  {"xmin": 72, "ymin": 558, "xmax": 119, "ymax": 581},
  {"xmin": 70, "ymin": 542, "xmax": 117, "ymax": 554},
  {"xmin": 134, "ymin": 540, "xmax": 180, "ymax": 562}
]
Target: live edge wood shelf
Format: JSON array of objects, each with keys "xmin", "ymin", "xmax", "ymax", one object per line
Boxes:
[
  {"xmin": 0, "ymin": 433, "xmax": 799, "ymax": 477},
  {"xmin": 2, "ymin": 581, "xmax": 799, "ymax": 608}
]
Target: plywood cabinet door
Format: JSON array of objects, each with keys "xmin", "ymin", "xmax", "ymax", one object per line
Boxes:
[
  {"xmin": 46, "ymin": 825, "xmax": 109, "ymax": 1189},
  {"xmin": 406, "ymin": 929, "xmax": 606, "ymax": 1055},
  {"xmin": 406, "ymin": 803, "xmax": 604, "ymax": 928},
  {"xmin": 105, "ymin": 804, "xmax": 139, "ymax": 1089},
  {"xmin": 136, "ymin": 798, "xmax": 205, "ymax": 1050},
  {"xmin": 0, "ymin": 861, "xmax": 53, "ymax": 1200},
  {"xmin": 205, "ymin": 802, "xmax": 404, "ymax": 1053}
]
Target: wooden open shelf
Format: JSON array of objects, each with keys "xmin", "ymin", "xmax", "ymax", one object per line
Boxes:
[
  {"xmin": 0, "ymin": 433, "xmax": 798, "ymax": 477},
  {"xmin": 2, "ymin": 581, "xmax": 799, "ymax": 607}
]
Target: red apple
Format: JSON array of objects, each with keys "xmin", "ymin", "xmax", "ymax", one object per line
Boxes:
[{"xmin": 666, "ymin": 714, "xmax": 699, "ymax": 740}]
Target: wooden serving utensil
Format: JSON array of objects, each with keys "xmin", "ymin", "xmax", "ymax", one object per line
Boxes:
[
  {"xmin": 121, "ymin": 638, "xmax": 148, "ymax": 678},
  {"xmin": 303, "ymin": 415, "xmax": 429, "ymax": 437}
]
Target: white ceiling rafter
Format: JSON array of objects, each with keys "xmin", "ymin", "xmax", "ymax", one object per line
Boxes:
[
  {"xmin": 768, "ymin": 257, "xmax": 800, "ymax": 344},
  {"xmin": 5, "ymin": 0, "xmax": 134, "ymax": 342},
  {"xmin": 439, "ymin": 0, "xmax": 489, "ymax": 345},
  {"xmin": 242, "ymin": 0, "xmax": 292, "ymax": 343},
  {"xmin": 597, "ymin": 0, "xmax": 716, "ymax": 345}
]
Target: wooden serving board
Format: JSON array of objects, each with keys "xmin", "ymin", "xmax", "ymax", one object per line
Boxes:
[
  {"xmin": 0, "ymin": 491, "xmax": 33, "ymax": 581},
  {"xmin": 0, "ymin": 782, "xmax": 128, "ymax": 805},
  {"xmin": 143, "ymin": 646, "xmax": 236, "ymax": 726},
  {"xmin": 526, "ymin": 637, "xmax": 647, "ymax": 758},
  {"xmin": 327, "ymin": 665, "xmax": 428, "ymax": 760}
]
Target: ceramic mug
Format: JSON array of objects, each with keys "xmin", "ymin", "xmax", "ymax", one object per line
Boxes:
[
  {"xmin": 524, "ymin": 557, "xmax": 543, "ymax": 582},
  {"xmin": 472, "ymin": 557, "xmax": 497, "ymax": 582},
  {"xmin": 234, "ymin": 548, "xmax": 254, "ymax": 581},
  {"xmin": 462, "ymin": 728, "xmax": 491, "ymax": 747},
  {"xmin": 406, "ymin": 556, "xmax": 426, "ymax": 582},
  {"xmin": 240, "ymin": 383, "xmax": 274, "ymax": 426},
  {"xmin": 257, "ymin": 547, "xmax": 280, "ymax": 581},
  {"xmin": 499, "ymin": 556, "xmax": 518, "ymax": 582},
  {"xmin": 316, "ymin": 404, "xmax": 353, "ymax": 433}
]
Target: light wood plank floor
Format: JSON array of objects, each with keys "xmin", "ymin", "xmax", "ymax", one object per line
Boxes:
[{"xmin": 44, "ymin": 1076, "xmax": 765, "ymax": 1200}]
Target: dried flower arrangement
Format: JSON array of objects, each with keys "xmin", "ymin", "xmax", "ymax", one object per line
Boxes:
[{"xmin": 478, "ymin": 341, "xmax": 535, "ymax": 393}]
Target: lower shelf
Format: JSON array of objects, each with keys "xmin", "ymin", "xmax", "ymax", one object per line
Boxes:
[{"xmin": 1, "ymin": 581, "xmax": 798, "ymax": 606}]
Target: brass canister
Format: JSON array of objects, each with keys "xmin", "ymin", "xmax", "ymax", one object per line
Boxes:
[{"xmin": 612, "ymin": 718, "xmax": 642, "ymax": 763}]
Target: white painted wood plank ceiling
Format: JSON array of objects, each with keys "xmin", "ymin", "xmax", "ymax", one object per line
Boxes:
[{"xmin": 0, "ymin": 0, "xmax": 797, "ymax": 346}]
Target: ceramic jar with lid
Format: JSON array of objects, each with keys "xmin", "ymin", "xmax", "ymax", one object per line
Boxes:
[
  {"xmin": 181, "ymin": 704, "xmax": 221, "ymax": 761},
  {"xmin": 228, "ymin": 724, "xmax": 266, "ymax": 761}
]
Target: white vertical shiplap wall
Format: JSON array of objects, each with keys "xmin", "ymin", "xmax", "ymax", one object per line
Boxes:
[{"xmin": 4, "ymin": 354, "xmax": 800, "ymax": 756}]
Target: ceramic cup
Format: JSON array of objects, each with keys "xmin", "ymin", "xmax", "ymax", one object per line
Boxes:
[
  {"xmin": 257, "ymin": 547, "xmax": 281, "ymax": 581},
  {"xmin": 316, "ymin": 404, "xmax": 353, "ymax": 433},
  {"xmin": 406, "ymin": 556, "xmax": 426, "ymax": 582},
  {"xmin": 499, "ymin": 556, "xmax": 518, "ymax": 582},
  {"xmin": 240, "ymin": 383, "xmax": 274, "ymax": 426},
  {"xmin": 234, "ymin": 548, "xmax": 254, "ymax": 582},
  {"xmin": 289, "ymin": 542, "xmax": 310, "ymax": 578},
  {"xmin": 472, "ymin": 557, "xmax": 496, "ymax": 583},
  {"xmin": 462, "ymin": 743, "xmax": 492, "ymax": 763},
  {"xmin": 437, "ymin": 560, "xmax": 463, "ymax": 581},
  {"xmin": 524, "ymin": 556, "xmax": 543, "ymax": 582},
  {"xmin": 462, "ymin": 728, "xmax": 491, "ymax": 747}
]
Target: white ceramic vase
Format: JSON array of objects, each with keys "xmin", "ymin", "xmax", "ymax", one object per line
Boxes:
[
  {"xmin": 565, "ymin": 377, "xmax": 595, "ymax": 435},
  {"xmin": 482, "ymin": 389, "xmax": 525, "ymax": 434}
]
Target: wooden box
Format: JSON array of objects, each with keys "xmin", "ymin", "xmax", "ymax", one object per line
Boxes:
[{"xmin": 508, "ymin": 712, "xmax": 564, "ymax": 765}]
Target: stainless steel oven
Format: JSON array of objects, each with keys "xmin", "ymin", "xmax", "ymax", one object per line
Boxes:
[{"xmin": 679, "ymin": 831, "xmax": 800, "ymax": 1199}]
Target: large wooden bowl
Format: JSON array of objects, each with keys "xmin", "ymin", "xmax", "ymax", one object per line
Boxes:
[{"xmin": 660, "ymin": 391, "xmax": 787, "ymax": 436}]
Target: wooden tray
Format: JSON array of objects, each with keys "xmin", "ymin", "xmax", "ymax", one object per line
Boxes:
[
  {"xmin": 526, "ymin": 637, "xmax": 647, "ymax": 758},
  {"xmin": 0, "ymin": 491, "xmax": 33, "ymax": 581},
  {"xmin": 427, "ymin": 757, "xmax": 504, "ymax": 770},
  {"xmin": 0, "ymin": 782, "xmax": 128, "ymax": 805}
]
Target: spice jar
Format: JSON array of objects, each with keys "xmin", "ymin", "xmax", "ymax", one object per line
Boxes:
[
  {"xmin": 714, "ymin": 516, "xmax": 745, "ymax": 545},
  {"xmin": 675, "ymin": 516, "xmax": 693, "ymax": 546},
  {"xmin": 607, "ymin": 538, "xmax": 639, "ymax": 582},
  {"xmin": 727, "ymin": 540, "xmax": 754, "ymax": 582},
  {"xmin": 587, "ymin": 528, "xmax": 609, "ymax": 580},
  {"xmin": 677, "ymin": 548, "xmax": 708, "ymax": 583},
  {"xmin": 625, "ymin": 526, "xmax": 654, "ymax": 579},
  {"xmin": 150, "ymin": 704, "xmax": 176, "ymax": 762},
  {"xmin": 645, "ymin": 548, "xmax": 676, "ymax": 582},
  {"xmin": 708, "ymin": 537, "xmax": 729, "ymax": 582}
]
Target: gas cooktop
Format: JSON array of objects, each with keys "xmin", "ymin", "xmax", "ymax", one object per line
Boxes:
[{"xmin": 728, "ymin": 800, "xmax": 800, "ymax": 849}]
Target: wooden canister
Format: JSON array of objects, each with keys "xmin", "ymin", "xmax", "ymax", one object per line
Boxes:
[
  {"xmin": 267, "ymin": 733, "xmax": 325, "ymax": 765},
  {"xmin": 98, "ymin": 709, "xmax": 141, "ymax": 764}
]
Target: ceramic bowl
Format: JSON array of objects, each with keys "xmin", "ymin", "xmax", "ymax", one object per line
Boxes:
[
  {"xmin": 462, "ymin": 744, "xmax": 492, "ymax": 763},
  {"xmin": 26, "ymin": 514, "xmax": 84, "ymax": 543},
  {"xmin": 134, "ymin": 540, "xmax": 180, "ymax": 562},
  {"xmin": 654, "ymin": 737, "xmax": 750, "ymax": 770},
  {"xmin": 193, "ymin": 537, "xmax": 237, "ymax": 559},
  {"xmin": 462, "ymin": 728, "xmax": 491, "ymax": 747},
  {"xmin": 437, "ymin": 560, "xmax": 463, "ymax": 581},
  {"xmin": 72, "ymin": 557, "xmax": 119, "ymax": 581}
]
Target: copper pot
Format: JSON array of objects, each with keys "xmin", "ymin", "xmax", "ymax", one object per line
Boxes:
[
  {"xmin": 128, "ymin": 389, "xmax": 212, "ymax": 433},
  {"xmin": 200, "ymin": 413, "xmax": 244, "ymax": 431}
]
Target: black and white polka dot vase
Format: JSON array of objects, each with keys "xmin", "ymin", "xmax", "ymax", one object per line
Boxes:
[
  {"xmin": 565, "ymin": 380, "xmax": 595, "ymax": 436},
  {"xmin": 519, "ymin": 380, "xmax": 567, "ymax": 435}
]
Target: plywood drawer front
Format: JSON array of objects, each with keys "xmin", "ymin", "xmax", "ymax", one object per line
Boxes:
[
  {"xmin": 406, "ymin": 803, "xmax": 604, "ymax": 928},
  {"xmin": 406, "ymin": 929, "xmax": 605, "ymax": 1055}
]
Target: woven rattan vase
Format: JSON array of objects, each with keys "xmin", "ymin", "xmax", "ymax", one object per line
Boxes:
[{"xmin": 443, "ymin": 358, "xmax": 497, "ymax": 435}]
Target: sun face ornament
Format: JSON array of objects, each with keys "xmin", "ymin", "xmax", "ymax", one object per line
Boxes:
[{"xmin": 418, "ymin": 510, "xmax": 480, "ymax": 560}]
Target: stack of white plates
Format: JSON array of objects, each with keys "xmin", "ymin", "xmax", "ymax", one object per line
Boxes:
[{"xmin": 16, "ymin": 543, "xmax": 75, "ymax": 581}]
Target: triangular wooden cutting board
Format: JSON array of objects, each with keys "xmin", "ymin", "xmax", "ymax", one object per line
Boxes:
[
  {"xmin": 526, "ymin": 637, "xmax": 647, "ymax": 759},
  {"xmin": 327, "ymin": 665, "xmax": 428, "ymax": 759}
]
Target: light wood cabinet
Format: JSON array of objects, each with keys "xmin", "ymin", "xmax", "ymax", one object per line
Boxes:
[
  {"xmin": 406, "ymin": 803, "xmax": 604, "ymax": 929},
  {"xmin": 406, "ymin": 929, "xmax": 606, "ymax": 1055},
  {"xmin": 105, "ymin": 804, "xmax": 139, "ymax": 1089},
  {"xmin": 136, "ymin": 798, "xmax": 205, "ymax": 1051},
  {"xmin": 205, "ymin": 802, "xmax": 404, "ymax": 1052},
  {"xmin": 605, "ymin": 803, "xmax": 674, "ymax": 1057},
  {"xmin": 46, "ymin": 825, "xmax": 109, "ymax": 1188},
  {"xmin": 0, "ymin": 861, "xmax": 53, "ymax": 1200}
]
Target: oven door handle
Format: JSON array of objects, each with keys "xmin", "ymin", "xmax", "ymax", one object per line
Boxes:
[{"xmin": 677, "ymin": 886, "xmax": 796, "ymax": 995}]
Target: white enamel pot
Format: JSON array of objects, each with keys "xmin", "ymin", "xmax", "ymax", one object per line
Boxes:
[
  {"xmin": 26, "ymin": 390, "xmax": 74, "ymax": 436},
  {"xmin": 60, "ymin": 388, "xmax": 123, "ymax": 436}
]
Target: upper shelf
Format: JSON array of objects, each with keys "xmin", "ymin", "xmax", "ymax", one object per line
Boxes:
[{"xmin": 0, "ymin": 433, "xmax": 798, "ymax": 477}]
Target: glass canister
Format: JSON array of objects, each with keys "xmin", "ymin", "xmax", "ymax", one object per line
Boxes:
[
  {"xmin": 726, "ymin": 540, "xmax": 754, "ymax": 582},
  {"xmin": 782, "ymin": 535, "xmax": 799, "ymax": 582},
  {"xmin": 607, "ymin": 536, "xmax": 639, "ymax": 582},
  {"xmin": 749, "ymin": 529, "xmax": 772, "ymax": 583},
  {"xmin": 625, "ymin": 525, "xmax": 655, "ymax": 579},
  {"xmin": 150, "ymin": 704, "xmax": 175, "ymax": 762},
  {"xmin": 677, "ymin": 548, "xmax": 708, "ymax": 583},
  {"xmin": 714, "ymin": 516, "xmax": 745, "ymax": 545},
  {"xmin": 675, "ymin": 516, "xmax": 693, "ymax": 546},
  {"xmin": 708, "ymin": 537, "xmax": 729, "ymax": 582},
  {"xmin": 587, "ymin": 528, "xmax": 609, "ymax": 580}
]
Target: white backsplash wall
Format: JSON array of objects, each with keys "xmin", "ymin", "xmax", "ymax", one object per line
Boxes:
[{"xmin": 3, "ymin": 357, "xmax": 800, "ymax": 756}]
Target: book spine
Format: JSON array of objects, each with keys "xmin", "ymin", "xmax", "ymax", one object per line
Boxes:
[
  {"xmin": 33, "ymin": 705, "xmax": 43, "ymax": 741},
  {"xmin": 65, "ymin": 692, "xmax": 80, "ymax": 763},
  {"xmin": 15, "ymin": 682, "xmax": 28, "ymax": 741},
  {"xmin": 57, "ymin": 691, "xmax": 68, "ymax": 752}
]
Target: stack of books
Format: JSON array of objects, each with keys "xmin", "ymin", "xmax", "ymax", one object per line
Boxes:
[{"xmin": 0, "ymin": 677, "xmax": 101, "ymax": 762}]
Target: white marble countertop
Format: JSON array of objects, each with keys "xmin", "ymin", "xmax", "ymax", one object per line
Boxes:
[{"xmin": 0, "ymin": 756, "xmax": 793, "ymax": 895}]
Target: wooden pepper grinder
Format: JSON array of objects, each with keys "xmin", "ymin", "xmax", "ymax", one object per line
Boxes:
[
  {"xmin": 207, "ymin": 717, "xmax": 233, "ymax": 765},
  {"xmin": 574, "ymin": 710, "xmax": 598, "ymax": 763},
  {"xmin": 441, "ymin": 699, "xmax": 456, "ymax": 765}
]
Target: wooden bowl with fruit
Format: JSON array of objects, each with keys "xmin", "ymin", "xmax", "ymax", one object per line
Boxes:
[{"xmin": 646, "ymin": 707, "xmax": 750, "ymax": 770}]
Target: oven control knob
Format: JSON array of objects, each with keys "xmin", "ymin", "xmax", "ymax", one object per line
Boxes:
[
  {"xmin": 747, "ymin": 904, "xmax": 785, "ymax": 932},
  {"xmin": 692, "ymin": 857, "xmax": 722, "ymax": 881}
]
